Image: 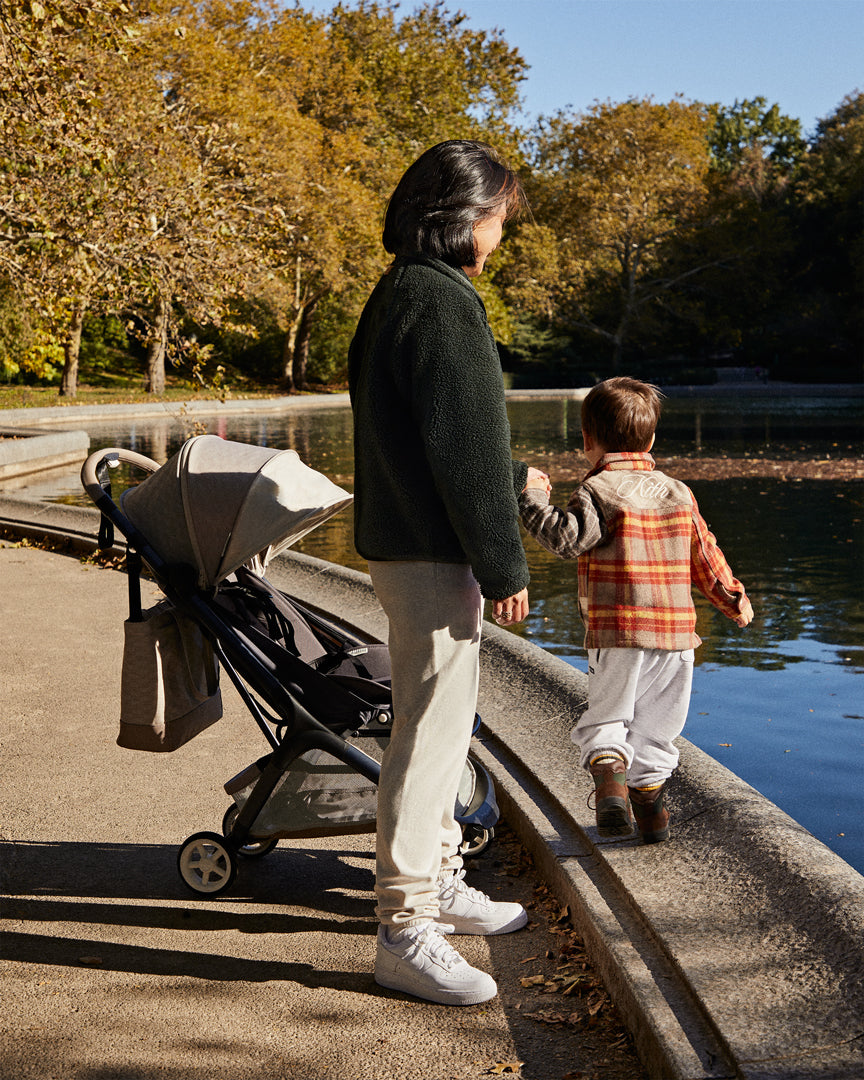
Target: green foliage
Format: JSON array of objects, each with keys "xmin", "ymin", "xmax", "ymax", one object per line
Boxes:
[
  {"xmin": 498, "ymin": 321, "xmax": 597, "ymax": 388},
  {"xmin": 79, "ymin": 312, "xmax": 131, "ymax": 370},
  {"xmin": 0, "ymin": 278, "xmax": 63, "ymax": 383},
  {"xmin": 709, "ymin": 97, "xmax": 806, "ymax": 175},
  {"xmin": 306, "ymin": 293, "xmax": 361, "ymax": 385},
  {"xmin": 183, "ymin": 296, "xmax": 284, "ymax": 382}
]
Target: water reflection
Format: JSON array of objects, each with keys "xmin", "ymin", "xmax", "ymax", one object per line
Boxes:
[{"xmin": 507, "ymin": 394, "xmax": 864, "ymax": 460}]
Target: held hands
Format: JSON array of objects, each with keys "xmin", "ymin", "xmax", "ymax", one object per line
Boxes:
[
  {"xmin": 493, "ymin": 468, "xmax": 546, "ymax": 627},
  {"xmin": 524, "ymin": 467, "xmax": 551, "ymax": 495},
  {"xmin": 493, "ymin": 588, "xmax": 529, "ymax": 626}
]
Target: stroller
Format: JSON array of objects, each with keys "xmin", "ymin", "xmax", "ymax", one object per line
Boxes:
[{"xmin": 81, "ymin": 435, "xmax": 498, "ymax": 897}]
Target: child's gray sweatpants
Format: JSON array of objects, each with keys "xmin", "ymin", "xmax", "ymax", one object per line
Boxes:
[{"xmin": 573, "ymin": 646, "xmax": 695, "ymax": 788}]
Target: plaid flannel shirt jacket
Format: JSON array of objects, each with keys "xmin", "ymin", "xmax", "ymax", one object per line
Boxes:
[{"xmin": 518, "ymin": 452, "xmax": 752, "ymax": 650}]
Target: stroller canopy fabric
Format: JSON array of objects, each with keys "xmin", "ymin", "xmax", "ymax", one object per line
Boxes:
[{"xmin": 121, "ymin": 435, "xmax": 353, "ymax": 588}]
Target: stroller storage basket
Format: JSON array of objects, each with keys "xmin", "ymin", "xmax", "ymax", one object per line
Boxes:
[{"xmin": 224, "ymin": 737, "xmax": 495, "ymax": 843}]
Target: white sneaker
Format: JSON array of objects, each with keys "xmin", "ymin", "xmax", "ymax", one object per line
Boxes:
[
  {"xmin": 435, "ymin": 868, "xmax": 528, "ymax": 935},
  {"xmin": 374, "ymin": 922, "xmax": 497, "ymax": 1005}
]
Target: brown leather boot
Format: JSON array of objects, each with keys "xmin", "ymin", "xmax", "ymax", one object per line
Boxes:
[
  {"xmin": 628, "ymin": 783, "xmax": 670, "ymax": 844},
  {"xmin": 589, "ymin": 756, "xmax": 632, "ymax": 836}
]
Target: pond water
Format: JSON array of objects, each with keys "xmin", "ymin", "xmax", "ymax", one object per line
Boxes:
[{"xmin": 21, "ymin": 393, "xmax": 864, "ymax": 874}]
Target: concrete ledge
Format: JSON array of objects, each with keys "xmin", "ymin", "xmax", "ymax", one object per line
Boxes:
[
  {"xmin": 0, "ymin": 393, "xmax": 351, "ymax": 429},
  {"xmin": 0, "ymin": 426, "xmax": 90, "ymax": 482},
  {"xmin": 1, "ymin": 495, "xmax": 862, "ymax": 1080}
]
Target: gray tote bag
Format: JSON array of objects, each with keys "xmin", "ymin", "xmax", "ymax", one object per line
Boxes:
[{"xmin": 118, "ymin": 600, "xmax": 222, "ymax": 752}]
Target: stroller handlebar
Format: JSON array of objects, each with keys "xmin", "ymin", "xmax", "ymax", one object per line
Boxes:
[{"xmin": 81, "ymin": 447, "xmax": 161, "ymax": 506}]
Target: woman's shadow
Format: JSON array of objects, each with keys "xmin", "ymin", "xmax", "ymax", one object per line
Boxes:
[{"xmin": 1, "ymin": 837, "xmax": 379, "ymax": 991}]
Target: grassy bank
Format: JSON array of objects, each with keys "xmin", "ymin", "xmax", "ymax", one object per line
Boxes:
[{"xmin": 0, "ymin": 379, "xmax": 345, "ymax": 411}]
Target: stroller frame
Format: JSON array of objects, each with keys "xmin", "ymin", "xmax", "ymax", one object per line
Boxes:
[{"xmin": 82, "ymin": 445, "xmax": 498, "ymax": 896}]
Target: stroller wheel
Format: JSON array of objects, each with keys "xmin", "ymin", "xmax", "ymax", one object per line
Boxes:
[
  {"xmin": 177, "ymin": 832, "xmax": 237, "ymax": 895},
  {"xmin": 460, "ymin": 824, "xmax": 495, "ymax": 860},
  {"xmin": 222, "ymin": 805, "xmax": 279, "ymax": 859}
]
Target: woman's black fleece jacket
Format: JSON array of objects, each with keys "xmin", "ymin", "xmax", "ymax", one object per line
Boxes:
[{"xmin": 348, "ymin": 255, "xmax": 530, "ymax": 601}]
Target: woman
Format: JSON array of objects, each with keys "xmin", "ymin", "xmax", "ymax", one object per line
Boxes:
[{"xmin": 348, "ymin": 140, "xmax": 541, "ymax": 1006}]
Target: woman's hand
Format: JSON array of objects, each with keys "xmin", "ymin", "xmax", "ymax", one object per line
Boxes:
[{"xmin": 493, "ymin": 588, "xmax": 529, "ymax": 626}]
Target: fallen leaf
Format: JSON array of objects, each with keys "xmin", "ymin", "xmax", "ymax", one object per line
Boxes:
[
  {"xmin": 520, "ymin": 974, "xmax": 546, "ymax": 987},
  {"xmin": 587, "ymin": 989, "xmax": 608, "ymax": 1016},
  {"xmin": 487, "ymin": 1061, "xmax": 524, "ymax": 1075},
  {"xmin": 524, "ymin": 1010, "xmax": 566, "ymax": 1025}
]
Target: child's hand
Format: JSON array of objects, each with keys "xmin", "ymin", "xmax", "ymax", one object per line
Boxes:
[
  {"xmin": 735, "ymin": 599, "xmax": 754, "ymax": 628},
  {"xmin": 524, "ymin": 467, "xmax": 551, "ymax": 495}
]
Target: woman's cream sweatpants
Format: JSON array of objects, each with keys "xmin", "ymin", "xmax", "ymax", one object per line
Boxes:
[{"xmin": 368, "ymin": 560, "xmax": 483, "ymax": 927}]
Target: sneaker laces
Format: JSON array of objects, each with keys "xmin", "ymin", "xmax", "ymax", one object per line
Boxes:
[
  {"xmin": 407, "ymin": 923, "xmax": 463, "ymax": 970},
  {"xmin": 439, "ymin": 868, "xmax": 489, "ymax": 906}
]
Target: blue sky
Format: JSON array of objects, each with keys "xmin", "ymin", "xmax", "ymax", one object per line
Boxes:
[
  {"xmin": 451, "ymin": 0, "xmax": 862, "ymax": 135},
  {"xmin": 308, "ymin": 0, "xmax": 862, "ymax": 137}
]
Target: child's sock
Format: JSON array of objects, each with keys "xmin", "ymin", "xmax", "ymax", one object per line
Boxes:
[{"xmin": 589, "ymin": 752, "xmax": 625, "ymax": 767}]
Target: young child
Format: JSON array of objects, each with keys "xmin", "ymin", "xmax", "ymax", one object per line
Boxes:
[{"xmin": 519, "ymin": 377, "xmax": 753, "ymax": 843}]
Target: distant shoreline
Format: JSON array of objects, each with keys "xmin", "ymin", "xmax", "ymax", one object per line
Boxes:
[
  {"xmin": 526, "ymin": 451, "xmax": 864, "ymax": 484},
  {"xmin": 507, "ymin": 381, "xmax": 864, "ymax": 401},
  {"xmin": 2, "ymin": 383, "xmax": 860, "ymax": 485},
  {"xmin": 512, "ymin": 381, "xmax": 864, "ymax": 481}
]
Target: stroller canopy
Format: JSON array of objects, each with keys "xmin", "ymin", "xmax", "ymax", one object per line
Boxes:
[{"xmin": 121, "ymin": 435, "xmax": 353, "ymax": 588}]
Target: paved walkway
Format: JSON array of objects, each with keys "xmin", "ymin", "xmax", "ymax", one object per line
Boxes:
[{"xmin": 0, "ymin": 543, "xmax": 644, "ymax": 1080}]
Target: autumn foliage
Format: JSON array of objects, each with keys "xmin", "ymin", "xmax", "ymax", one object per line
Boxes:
[{"xmin": 0, "ymin": 1, "xmax": 860, "ymax": 395}]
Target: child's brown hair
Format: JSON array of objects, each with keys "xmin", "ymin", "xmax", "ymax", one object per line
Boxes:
[{"xmin": 581, "ymin": 377, "xmax": 663, "ymax": 452}]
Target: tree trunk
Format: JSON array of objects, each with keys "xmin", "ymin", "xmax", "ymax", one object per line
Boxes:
[
  {"xmin": 144, "ymin": 294, "xmax": 169, "ymax": 395},
  {"xmin": 59, "ymin": 297, "xmax": 87, "ymax": 398},
  {"xmin": 280, "ymin": 318, "xmax": 298, "ymax": 393},
  {"xmin": 292, "ymin": 297, "xmax": 321, "ymax": 391},
  {"xmin": 281, "ymin": 294, "xmax": 324, "ymax": 392}
]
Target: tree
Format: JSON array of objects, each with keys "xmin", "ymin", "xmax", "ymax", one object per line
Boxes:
[
  {"xmin": 1, "ymin": 0, "xmax": 260, "ymax": 395},
  {"xmin": 783, "ymin": 91, "xmax": 864, "ymax": 373},
  {"xmin": 515, "ymin": 98, "xmax": 716, "ymax": 370},
  {"xmin": 709, "ymin": 96, "xmax": 806, "ymax": 200},
  {"xmin": 1, "ymin": 0, "xmax": 133, "ymax": 394},
  {"xmin": 2, "ymin": 0, "xmax": 531, "ymax": 393},
  {"xmin": 151, "ymin": 0, "xmax": 530, "ymax": 391}
]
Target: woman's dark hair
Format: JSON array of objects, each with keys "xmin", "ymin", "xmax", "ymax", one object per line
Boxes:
[
  {"xmin": 581, "ymin": 377, "xmax": 664, "ymax": 452},
  {"xmin": 382, "ymin": 140, "xmax": 527, "ymax": 268}
]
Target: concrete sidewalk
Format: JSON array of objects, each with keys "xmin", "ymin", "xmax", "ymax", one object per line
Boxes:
[
  {"xmin": 2, "ymin": 495, "xmax": 864, "ymax": 1080},
  {"xmin": 0, "ymin": 542, "xmax": 644, "ymax": 1080}
]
